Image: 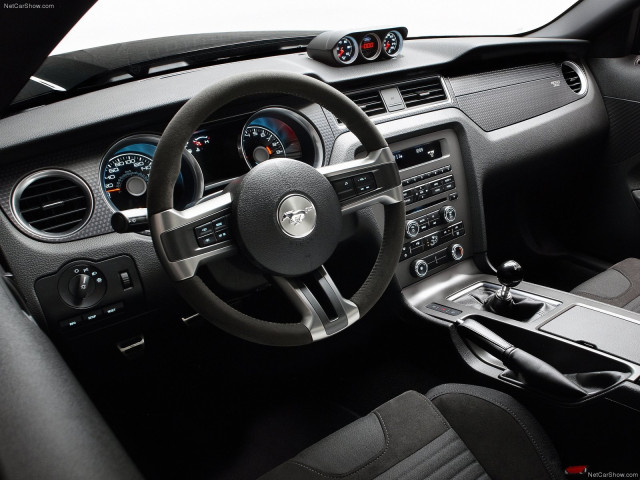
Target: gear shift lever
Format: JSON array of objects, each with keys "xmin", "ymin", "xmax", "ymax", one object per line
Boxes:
[{"xmin": 495, "ymin": 260, "xmax": 524, "ymax": 301}]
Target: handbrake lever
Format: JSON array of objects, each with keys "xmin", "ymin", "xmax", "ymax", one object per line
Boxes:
[{"xmin": 457, "ymin": 319, "xmax": 587, "ymax": 399}]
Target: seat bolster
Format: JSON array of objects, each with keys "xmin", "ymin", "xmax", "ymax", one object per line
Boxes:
[
  {"xmin": 259, "ymin": 390, "xmax": 450, "ymax": 479},
  {"xmin": 572, "ymin": 258, "xmax": 640, "ymax": 310},
  {"xmin": 427, "ymin": 383, "xmax": 564, "ymax": 480}
]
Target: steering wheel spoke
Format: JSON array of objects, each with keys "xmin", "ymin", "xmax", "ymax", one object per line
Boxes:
[
  {"xmin": 149, "ymin": 192, "xmax": 236, "ymax": 281},
  {"xmin": 273, "ymin": 266, "xmax": 360, "ymax": 341},
  {"xmin": 318, "ymin": 147, "xmax": 403, "ymax": 214}
]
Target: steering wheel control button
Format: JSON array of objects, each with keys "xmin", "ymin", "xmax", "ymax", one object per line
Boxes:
[
  {"xmin": 278, "ymin": 195, "xmax": 317, "ymax": 238},
  {"xmin": 411, "ymin": 259, "xmax": 429, "ymax": 278},
  {"xmin": 194, "ymin": 222, "xmax": 214, "ymax": 237},
  {"xmin": 332, "ymin": 178, "xmax": 355, "ymax": 199},
  {"xmin": 197, "ymin": 233, "xmax": 217, "ymax": 248},
  {"xmin": 193, "ymin": 215, "xmax": 231, "ymax": 247},
  {"xmin": 354, "ymin": 172, "xmax": 378, "ymax": 194},
  {"xmin": 214, "ymin": 229, "xmax": 231, "ymax": 242},
  {"xmin": 405, "ymin": 220, "xmax": 420, "ymax": 238},
  {"xmin": 213, "ymin": 216, "xmax": 229, "ymax": 230},
  {"xmin": 451, "ymin": 244, "xmax": 464, "ymax": 261}
]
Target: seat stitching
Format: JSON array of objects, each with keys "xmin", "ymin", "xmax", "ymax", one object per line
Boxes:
[
  {"xmin": 394, "ymin": 430, "xmax": 460, "ymax": 480},
  {"xmin": 418, "ymin": 393, "xmax": 450, "ymax": 429},
  {"xmin": 287, "ymin": 410, "xmax": 390, "ymax": 478},
  {"xmin": 428, "ymin": 389, "xmax": 560, "ymax": 480}
]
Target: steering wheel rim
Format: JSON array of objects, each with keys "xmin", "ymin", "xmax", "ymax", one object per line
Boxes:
[{"xmin": 148, "ymin": 71, "xmax": 405, "ymax": 346}]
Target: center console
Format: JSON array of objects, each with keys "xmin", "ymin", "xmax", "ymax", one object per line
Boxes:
[{"xmin": 387, "ymin": 130, "xmax": 473, "ymax": 288}]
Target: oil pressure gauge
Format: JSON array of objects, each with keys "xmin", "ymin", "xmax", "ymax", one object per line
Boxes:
[{"xmin": 333, "ymin": 36, "xmax": 358, "ymax": 65}]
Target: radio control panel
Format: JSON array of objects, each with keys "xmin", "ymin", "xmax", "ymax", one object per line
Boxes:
[{"xmin": 390, "ymin": 130, "xmax": 472, "ymax": 288}]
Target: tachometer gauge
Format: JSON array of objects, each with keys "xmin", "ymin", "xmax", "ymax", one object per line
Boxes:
[
  {"xmin": 333, "ymin": 36, "xmax": 358, "ymax": 65},
  {"xmin": 360, "ymin": 33, "xmax": 381, "ymax": 61},
  {"xmin": 102, "ymin": 153, "xmax": 152, "ymax": 211},
  {"xmin": 240, "ymin": 108, "xmax": 323, "ymax": 169},
  {"xmin": 241, "ymin": 126, "xmax": 287, "ymax": 165},
  {"xmin": 383, "ymin": 30, "xmax": 403, "ymax": 58}
]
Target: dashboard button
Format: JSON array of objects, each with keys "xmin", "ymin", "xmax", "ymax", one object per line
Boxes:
[
  {"xmin": 103, "ymin": 302, "xmax": 124, "ymax": 317},
  {"xmin": 82, "ymin": 310, "xmax": 102, "ymax": 322},
  {"xmin": 60, "ymin": 317, "xmax": 81, "ymax": 329}
]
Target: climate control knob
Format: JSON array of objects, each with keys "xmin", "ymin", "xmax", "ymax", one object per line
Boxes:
[
  {"xmin": 440, "ymin": 206, "xmax": 456, "ymax": 224},
  {"xmin": 410, "ymin": 259, "xmax": 429, "ymax": 278},
  {"xmin": 405, "ymin": 220, "xmax": 420, "ymax": 238},
  {"xmin": 451, "ymin": 243, "xmax": 464, "ymax": 261}
]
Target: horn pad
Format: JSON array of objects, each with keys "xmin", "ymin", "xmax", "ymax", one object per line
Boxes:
[{"xmin": 231, "ymin": 159, "xmax": 342, "ymax": 277}]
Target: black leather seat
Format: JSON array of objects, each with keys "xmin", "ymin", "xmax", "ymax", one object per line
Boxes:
[
  {"xmin": 260, "ymin": 384, "xmax": 563, "ymax": 480},
  {"xmin": 572, "ymin": 258, "xmax": 640, "ymax": 312}
]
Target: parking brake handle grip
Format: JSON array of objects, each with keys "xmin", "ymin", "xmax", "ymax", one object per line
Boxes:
[{"xmin": 457, "ymin": 319, "xmax": 587, "ymax": 399}]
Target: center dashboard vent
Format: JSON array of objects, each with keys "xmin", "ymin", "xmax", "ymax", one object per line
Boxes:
[
  {"xmin": 339, "ymin": 76, "xmax": 447, "ymax": 122},
  {"xmin": 345, "ymin": 90, "xmax": 387, "ymax": 117},
  {"xmin": 12, "ymin": 170, "xmax": 93, "ymax": 238},
  {"xmin": 398, "ymin": 77, "xmax": 447, "ymax": 108},
  {"xmin": 561, "ymin": 61, "xmax": 586, "ymax": 94}
]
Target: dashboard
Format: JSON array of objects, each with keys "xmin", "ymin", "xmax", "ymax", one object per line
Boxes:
[{"xmin": 0, "ymin": 34, "xmax": 609, "ymax": 336}]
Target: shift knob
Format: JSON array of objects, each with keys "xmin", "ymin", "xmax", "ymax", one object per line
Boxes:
[{"xmin": 497, "ymin": 260, "xmax": 523, "ymax": 288}]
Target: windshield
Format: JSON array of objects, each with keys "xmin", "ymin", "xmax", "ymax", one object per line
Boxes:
[{"xmin": 52, "ymin": 0, "xmax": 580, "ymax": 55}]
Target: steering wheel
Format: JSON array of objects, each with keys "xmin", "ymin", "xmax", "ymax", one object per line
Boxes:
[{"xmin": 147, "ymin": 72, "xmax": 405, "ymax": 346}]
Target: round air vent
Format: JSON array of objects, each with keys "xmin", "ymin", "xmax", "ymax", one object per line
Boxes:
[
  {"xmin": 11, "ymin": 170, "xmax": 93, "ymax": 238},
  {"xmin": 561, "ymin": 61, "xmax": 587, "ymax": 95}
]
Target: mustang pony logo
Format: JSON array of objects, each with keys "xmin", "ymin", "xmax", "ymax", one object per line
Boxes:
[{"xmin": 282, "ymin": 206, "xmax": 315, "ymax": 226}]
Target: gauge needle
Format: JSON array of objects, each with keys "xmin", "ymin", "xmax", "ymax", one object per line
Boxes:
[
  {"xmin": 106, "ymin": 188, "xmax": 121, "ymax": 193},
  {"xmin": 339, "ymin": 49, "xmax": 344, "ymax": 57},
  {"xmin": 266, "ymin": 146, "xmax": 273, "ymax": 155}
]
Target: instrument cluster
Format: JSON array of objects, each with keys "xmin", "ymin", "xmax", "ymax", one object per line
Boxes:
[{"xmin": 100, "ymin": 108, "xmax": 324, "ymax": 211}]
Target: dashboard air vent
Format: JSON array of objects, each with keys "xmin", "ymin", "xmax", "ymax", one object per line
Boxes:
[
  {"xmin": 344, "ymin": 90, "xmax": 387, "ymax": 118},
  {"xmin": 12, "ymin": 170, "xmax": 93, "ymax": 238},
  {"xmin": 561, "ymin": 62, "xmax": 586, "ymax": 94},
  {"xmin": 399, "ymin": 77, "xmax": 447, "ymax": 108}
]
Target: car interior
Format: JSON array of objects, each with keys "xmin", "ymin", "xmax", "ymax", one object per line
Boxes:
[{"xmin": 2, "ymin": 0, "xmax": 640, "ymax": 478}]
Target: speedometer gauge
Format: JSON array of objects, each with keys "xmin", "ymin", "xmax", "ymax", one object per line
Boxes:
[
  {"xmin": 103, "ymin": 153, "xmax": 152, "ymax": 210},
  {"xmin": 100, "ymin": 134, "xmax": 204, "ymax": 213}
]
